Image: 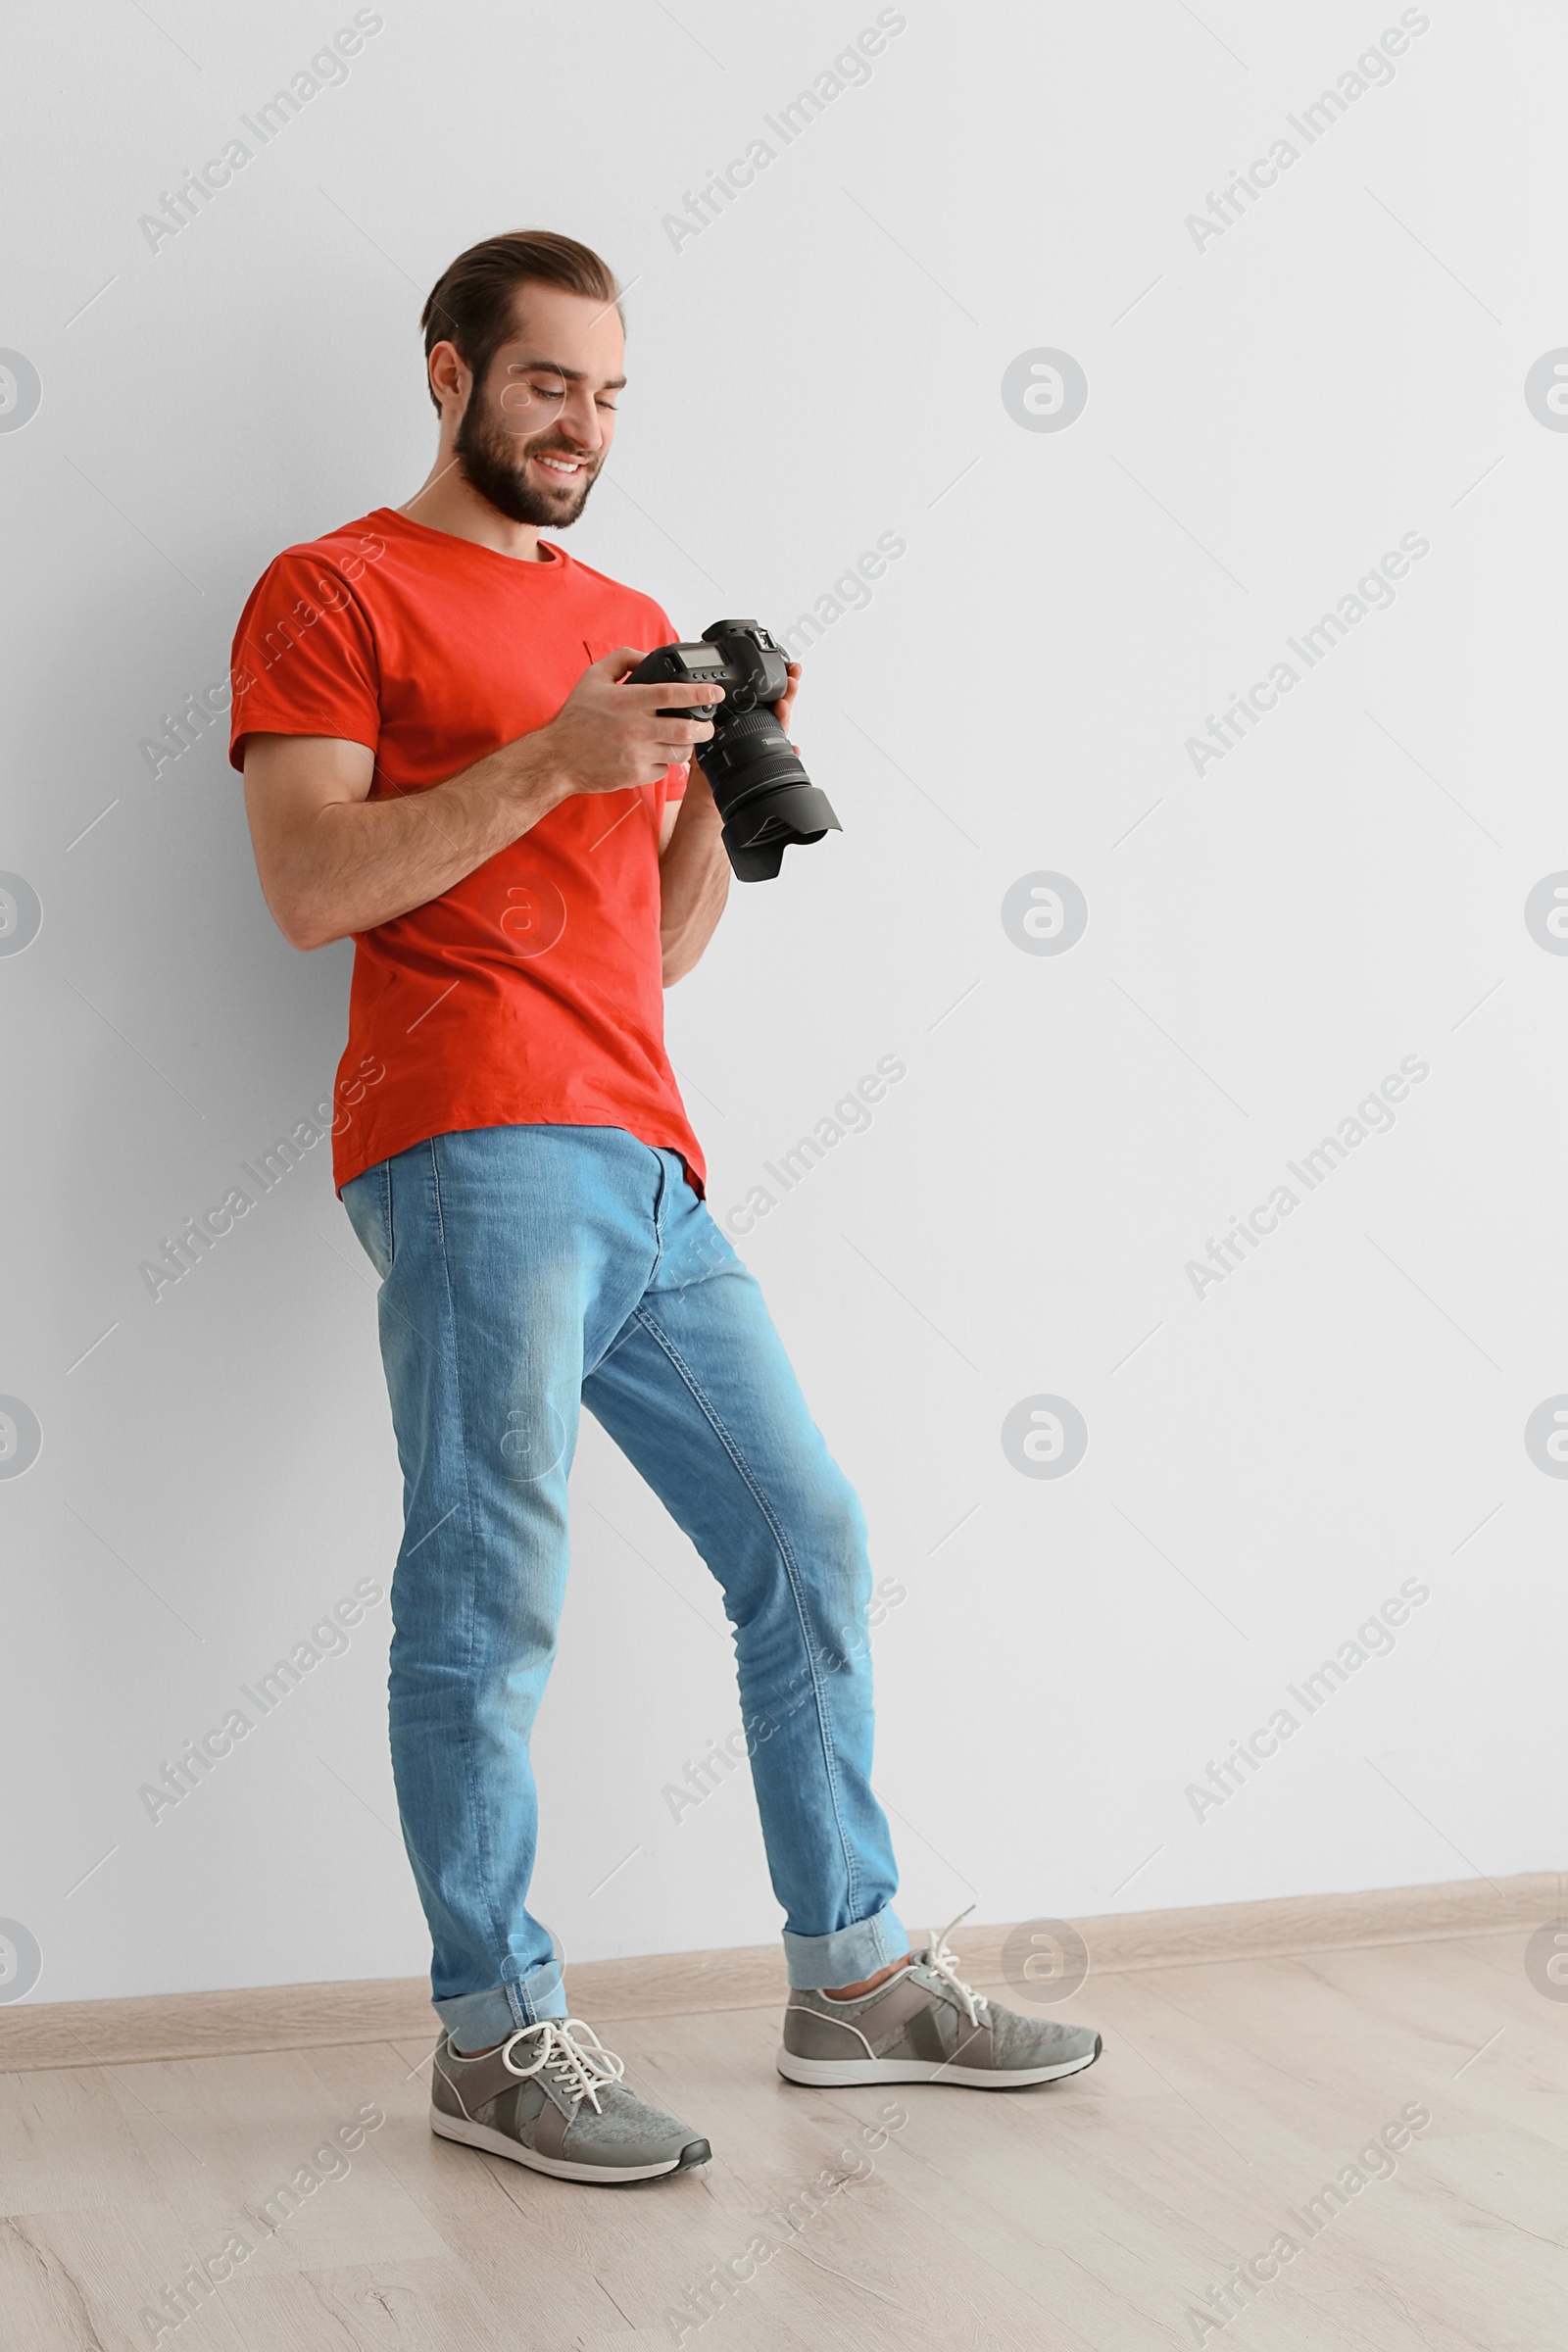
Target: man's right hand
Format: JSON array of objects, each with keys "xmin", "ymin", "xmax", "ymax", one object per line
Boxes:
[{"xmin": 534, "ymin": 647, "xmax": 723, "ymax": 796}]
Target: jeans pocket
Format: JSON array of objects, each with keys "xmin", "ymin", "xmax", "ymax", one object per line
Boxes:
[{"xmin": 343, "ymin": 1159, "xmax": 395, "ymax": 1280}]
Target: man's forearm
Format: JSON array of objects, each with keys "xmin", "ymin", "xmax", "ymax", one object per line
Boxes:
[
  {"xmin": 660, "ymin": 772, "xmax": 730, "ymax": 984},
  {"xmin": 249, "ymin": 649, "xmax": 726, "ymax": 954},
  {"xmin": 259, "ymin": 738, "xmax": 571, "ymax": 951}
]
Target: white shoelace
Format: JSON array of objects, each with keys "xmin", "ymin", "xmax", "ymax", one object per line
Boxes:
[
  {"xmin": 920, "ymin": 1904, "xmax": 989, "ymax": 2027},
  {"xmin": 498, "ymin": 2017, "xmax": 625, "ymax": 2113}
]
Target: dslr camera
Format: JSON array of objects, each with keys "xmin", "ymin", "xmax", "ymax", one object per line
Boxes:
[{"xmin": 627, "ymin": 620, "xmax": 841, "ymax": 881}]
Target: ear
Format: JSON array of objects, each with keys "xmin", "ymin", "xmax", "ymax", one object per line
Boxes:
[{"xmin": 427, "ymin": 338, "xmax": 470, "ymax": 422}]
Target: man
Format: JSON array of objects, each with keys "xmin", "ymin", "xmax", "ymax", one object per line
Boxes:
[{"xmin": 233, "ymin": 229, "xmax": 1100, "ymax": 2187}]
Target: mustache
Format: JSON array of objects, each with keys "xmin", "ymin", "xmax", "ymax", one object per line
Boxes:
[
  {"xmin": 500, "ymin": 423, "xmax": 597, "ymax": 463},
  {"xmin": 518, "ymin": 435, "xmax": 599, "ymax": 469}
]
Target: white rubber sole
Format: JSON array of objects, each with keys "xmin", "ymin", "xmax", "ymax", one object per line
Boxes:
[
  {"xmin": 775, "ymin": 2040, "xmax": 1101, "ymax": 2090},
  {"xmin": 430, "ymin": 2106, "xmax": 707, "ymax": 2182}
]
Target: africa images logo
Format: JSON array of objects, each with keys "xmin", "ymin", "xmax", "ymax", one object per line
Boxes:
[
  {"xmin": 1524, "ymin": 353, "xmax": 1568, "ymax": 431},
  {"xmin": 0, "ymin": 352, "xmax": 42, "ymax": 433},
  {"xmin": 1001, "ymin": 351, "xmax": 1089, "ymax": 434},
  {"xmin": 1524, "ymin": 873, "xmax": 1568, "ymax": 952},
  {"xmin": 0, "ymin": 873, "xmax": 42, "ymax": 954},
  {"xmin": 0, "ymin": 1920, "xmax": 42, "ymax": 2002},
  {"xmin": 0, "ymin": 1397, "xmax": 43, "ymax": 1480},
  {"xmin": 1523, "ymin": 1397, "xmax": 1568, "ymax": 1478},
  {"xmin": 1001, "ymin": 1396, "xmax": 1089, "ymax": 1479},
  {"xmin": 1001, "ymin": 872, "xmax": 1089, "ymax": 955}
]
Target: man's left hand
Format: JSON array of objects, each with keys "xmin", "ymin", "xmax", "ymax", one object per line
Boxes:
[{"xmin": 773, "ymin": 659, "xmax": 803, "ymax": 748}]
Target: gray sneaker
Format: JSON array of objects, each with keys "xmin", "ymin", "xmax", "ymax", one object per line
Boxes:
[
  {"xmin": 777, "ymin": 1914, "xmax": 1102, "ymax": 2090},
  {"xmin": 430, "ymin": 2017, "xmax": 710, "ymax": 2184}
]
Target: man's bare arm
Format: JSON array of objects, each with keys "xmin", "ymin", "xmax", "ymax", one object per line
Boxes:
[
  {"xmin": 659, "ymin": 766, "xmax": 730, "ymax": 985},
  {"xmin": 244, "ymin": 732, "xmax": 560, "ymax": 951},
  {"xmin": 657, "ymin": 659, "xmax": 802, "ymax": 988},
  {"xmin": 243, "ymin": 647, "xmax": 722, "ymax": 951}
]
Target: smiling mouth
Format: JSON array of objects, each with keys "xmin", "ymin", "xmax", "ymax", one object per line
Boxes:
[{"xmin": 530, "ymin": 452, "xmax": 589, "ymax": 482}]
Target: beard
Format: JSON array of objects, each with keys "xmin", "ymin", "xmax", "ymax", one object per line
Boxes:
[{"xmin": 454, "ymin": 378, "xmax": 601, "ymax": 528}]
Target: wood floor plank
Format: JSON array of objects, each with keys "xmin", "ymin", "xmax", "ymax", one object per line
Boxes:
[
  {"xmin": 1, "ymin": 2199, "xmax": 250, "ymax": 2351},
  {"xmin": 1107, "ymin": 1936, "xmax": 1568, "ymax": 2181},
  {"xmin": 0, "ymin": 2065, "xmax": 163, "ymax": 2216},
  {"xmin": 4, "ymin": 1935, "xmax": 1562, "ymax": 2349},
  {"xmin": 93, "ymin": 2045, "xmax": 453, "ymax": 2277},
  {"xmin": 568, "ymin": 2336, "xmax": 705, "ymax": 2350},
  {"xmin": 0, "ymin": 2221, "xmax": 104, "ymax": 2352},
  {"xmin": 220, "ymin": 2254, "xmax": 525, "ymax": 2351},
  {"xmin": 986, "ymin": 1952, "xmax": 1568, "ymax": 2350}
]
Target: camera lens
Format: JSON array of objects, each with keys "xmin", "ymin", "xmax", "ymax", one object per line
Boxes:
[{"xmin": 698, "ymin": 708, "xmax": 840, "ymax": 882}]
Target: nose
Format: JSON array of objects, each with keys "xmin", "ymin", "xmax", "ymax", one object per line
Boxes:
[{"xmin": 557, "ymin": 383, "xmax": 605, "ymax": 453}]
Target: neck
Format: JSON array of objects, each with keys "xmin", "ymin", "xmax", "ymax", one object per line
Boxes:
[{"xmin": 398, "ymin": 450, "xmax": 549, "ymax": 562}]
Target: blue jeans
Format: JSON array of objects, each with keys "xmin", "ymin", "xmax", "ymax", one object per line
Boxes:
[{"xmin": 342, "ymin": 1123, "xmax": 904, "ymax": 2049}]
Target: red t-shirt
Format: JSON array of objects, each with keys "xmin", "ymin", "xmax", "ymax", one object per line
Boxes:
[{"xmin": 229, "ymin": 507, "xmax": 704, "ymax": 1197}]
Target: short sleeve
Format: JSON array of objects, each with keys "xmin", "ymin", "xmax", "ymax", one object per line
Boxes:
[{"xmin": 229, "ymin": 542, "xmax": 383, "ymax": 770}]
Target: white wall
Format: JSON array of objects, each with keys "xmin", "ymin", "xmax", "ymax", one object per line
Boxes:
[{"xmin": 5, "ymin": 0, "xmax": 1563, "ymax": 2009}]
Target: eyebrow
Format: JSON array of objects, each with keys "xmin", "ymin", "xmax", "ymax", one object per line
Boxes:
[{"xmin": 506, "ymin": 352, "xmax": 627, "ymax": 392}]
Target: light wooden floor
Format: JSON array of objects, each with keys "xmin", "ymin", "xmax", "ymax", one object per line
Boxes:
[{"xmin": 3, "ymin": 1929, "xmax": 1562, "ymax": 2349}]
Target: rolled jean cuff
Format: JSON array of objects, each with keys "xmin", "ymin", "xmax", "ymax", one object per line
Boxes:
[
  {"xmin": 434, "ymin": 1961, "xmax": 568, "ymax": 2050},
  {"xmin": 781, "ymin": 1902, "xmax": 907, "ymax": 1990}
]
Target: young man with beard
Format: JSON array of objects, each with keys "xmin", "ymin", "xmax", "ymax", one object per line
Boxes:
[{"xmin": 232, "ymin": 230, "xmax": 1101, "ymax": 2187}]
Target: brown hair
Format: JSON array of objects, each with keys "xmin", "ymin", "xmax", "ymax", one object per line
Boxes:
[{"xmin": 419, "ymin": 230, "xmax": 623, "ymax": 412}]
